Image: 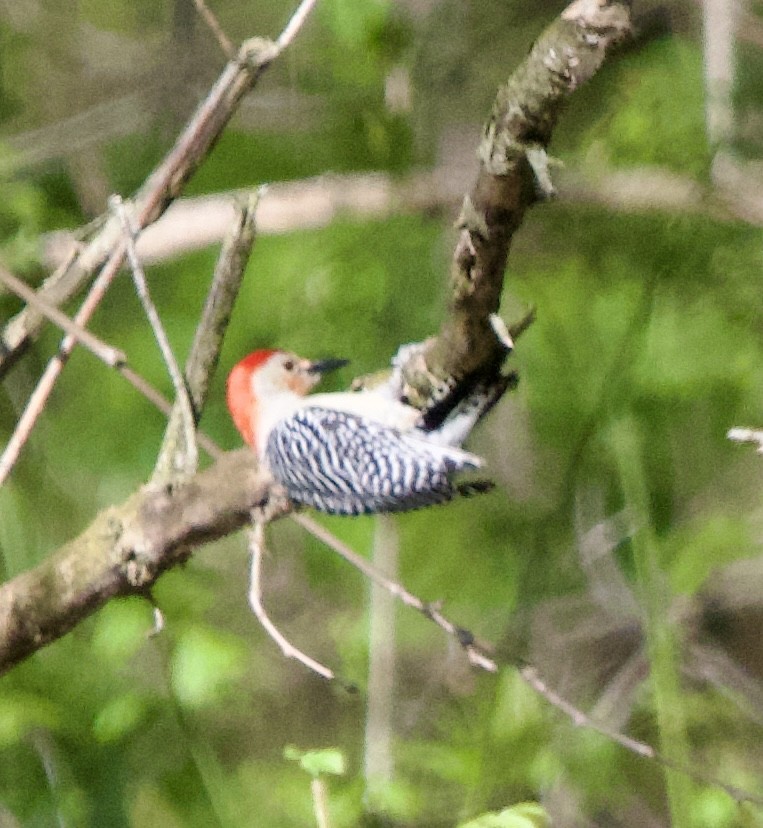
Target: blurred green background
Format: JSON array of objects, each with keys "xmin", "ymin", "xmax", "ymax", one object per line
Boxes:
[{"xmin": 1, "ymin": 0, "xmax": 763, "ymax": 825}]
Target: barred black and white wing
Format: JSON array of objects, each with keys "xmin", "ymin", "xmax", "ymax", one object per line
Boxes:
[{"xmin": 264, "ymin": 406, "xmax": 486, "ymax": 515}]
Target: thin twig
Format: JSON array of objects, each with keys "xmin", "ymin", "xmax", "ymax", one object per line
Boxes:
[
  {"xmin": 520, "ymin": 665, "xmax": 763, "ymax": 807},
  {"xmin": 119, "ymin": 364, "xmax": 222, "ymax": 459},
  {"xmin": 0, "ymin": 262, "xmax": 221, "ymax": 458},
  {"xmin": 111, "ymin": 195, "xmax": 199, "ymax": 480},
  {"xmin": 364, "ymin": 516, "xmax": 398, "ymax": 788},
  {"xmin": 184, "ymin": 189, "xmax": 262, "ymax": 413},
  {"xmin": 247, "ymin": 522, "xmax": 335, "ymax": 680},
  {"xmin": 311, "ymin": 777, "xmax": 331, "ymax": 828},
  {"xmin": 0, "ymin": 265, "xmax": 126, "ymax": 367},
  {"xmin": 293, "ymin": 514, "xmax": 497, "ymax": 672},
  {"xmin": 276, "ymin": 0, "xmax": 319, "ymax": 51},
  {"xmin": 154, "ymin": 190, "xmax": 261, "ymax": 480},
  {"xmin": 0, "ymin": 260, "xmax": 219, "ymax": 466},
  {"xmin": 0, "ymin": 244, "xmax": 126, "ymax": 486},
  {"xmin": 192, "ymin": 0, "xmax": 235, "ymax": 58},
  {"xmin": 0, "ymin": 0, "xmax": 313, "ymax": 376}
]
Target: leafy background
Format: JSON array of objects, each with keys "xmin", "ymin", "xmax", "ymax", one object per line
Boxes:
[{"xmin": 1, "ymin": 0, "xmax": 763, "ymax": 825}]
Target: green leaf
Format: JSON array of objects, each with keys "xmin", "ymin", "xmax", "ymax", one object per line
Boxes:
[
  {"xmin": 90, "ymin": 598, "xmax": 153, "ymax": 665},
  {"xmin": 284, "ymin": 746, "xmax": 347, "ymax": 778},
  {"xmin": 458, "ymin": 802, "xmax": 550, "ymax": 828},
  {"xmin": 320, "ymin": 0, "xmax": 388, "ymax": 47}
]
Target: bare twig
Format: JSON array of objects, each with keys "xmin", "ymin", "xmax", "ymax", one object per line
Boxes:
[
  {"xmin": 192, "ymin": 0, "xmax": 235, "ymax": 58},
  {"xmin": 0, "ymin": 0, "xmax": 319, "ymax": 377},
  {"xmin": 0, "ymin": 260, "xmax": 218, "ymax": 462},
  {"xmin": 112, "ymin": 195, "xmax": 199, "ymax": 481},
  {"xmin": 0, "ymin": 265, "xmax": 125, "ymax": 367},
  {"xmin": 293, "ymin": 514, "xmax": 497, "ymax": 672},
  {"xmin": 246, "ymin": 522, "xmax": 335, "ymax": 680},
  {"xmin": 151, "ymin": 605, "xmax": 166, "ymax": 636},
  {"xmin": 0, "ymin": 244, "xmax": 126, "ymax": 486},
  {"xmin": 0, "ymin": 201, "xmax": 245, "ymax": 482},
  {"xmin": 155, "ymin": 190, "xmax": 261, "ymax": 481},
  {"xmin": 520, "ymin": 665, "xmax": 763, "ymax": 807},
  {"xmin": 311, "ymin": 777, "xmax": 331, "ymax": 828},
  {"xmin": 364, "ymin": 516, "xmax": 398, "ymax": 789},
  {"xmin": 276, "ymin": 0, "xmax": 320, "ymax": 50}
]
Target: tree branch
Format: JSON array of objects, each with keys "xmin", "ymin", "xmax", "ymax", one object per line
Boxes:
[
  {"xmin": 400, "ymin": 0, "xmax": 632, "ymax": 405},
  {"xmin": 154, "ymin": 191, "xmax": 261, "ymax": 480},
  {"xmin": 0, "ymin": 0, "xmax": 316, "ymax": 378},
  {"xmin": 0, "ymin": 449, "xmax": 279, "ymax": 676},
  {"xmin": 0, "ymin": 0, "xmax": 631, "ymax": 675}
]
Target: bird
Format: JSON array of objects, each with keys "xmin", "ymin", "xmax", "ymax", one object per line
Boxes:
[{"xmin": 226, "ymin": 349, "xmax": 495, "ymax": 515}]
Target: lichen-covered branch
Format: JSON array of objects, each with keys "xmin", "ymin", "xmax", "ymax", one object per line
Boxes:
[
  {"xmin": 402, "ymin": 0, "xmax": 632, "ymax": 403},
  {"xmin": 0, "ymin": 0, "xmax": 631, "ymax": 675},
  {"xmin": 0, "ymin": 450, "xmax": 282, "ymax": 676}
]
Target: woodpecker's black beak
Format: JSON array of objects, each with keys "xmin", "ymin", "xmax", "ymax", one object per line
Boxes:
[{"xmin": 307, "ymin": 357, "xmax": 350, "ymax": 375}]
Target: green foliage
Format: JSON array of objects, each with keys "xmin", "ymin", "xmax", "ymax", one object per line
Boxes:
[
  {"xmin": 318, "ymin": 0, "xmax": 410, "ymax": 83},
  {"xmin": 0, "ymin": 147, "xmax": 49, "ymax": 272},
  {"xmin": 458, "ymin": 802, "xmax": 550, "ymax": 828},
  {"xmin": 0, "ymin": 692, "xmax": 60, "ymax": 746},
  {"xmin": 92, "ymin": 692, "xmax": 149, "ymax": 744},
  {"xmin": 79, "ymin": 0, "xmax": 169, "ymax": 33},
  {"xmin": 284, "ymin": 745, "xmax": 347, "ymax": 777},
  {"xmin": 3, "ymin": 3, "xmax": 763, "ymax": 826},
  {"xmin": 170, "ymin": 625, "xmax": 247, "ymax": 708},
  {"xmin": 90, "ymin": 599, "xmax": 156, "ymax": 666},
  {"xmin": 577, "ymin": 38, "xmax": 709, "ymax": 176},
  {"xmin": 665, "ymin": 515, "xmax": 755, "ymax": 596}
]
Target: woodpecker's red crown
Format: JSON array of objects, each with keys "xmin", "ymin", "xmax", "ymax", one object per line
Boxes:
[
  {"xmin": 226, "ymin": 350, "xmax": 275, "ymax": 445},
  {"xmin": 226, "ymin": 349, "xmax": 348, "ymax": 447}
]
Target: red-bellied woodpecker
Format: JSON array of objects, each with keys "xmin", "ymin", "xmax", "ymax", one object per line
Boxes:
[{"xmin": 226, "ymin": 349, "xmax": 502, "ymax": 516}]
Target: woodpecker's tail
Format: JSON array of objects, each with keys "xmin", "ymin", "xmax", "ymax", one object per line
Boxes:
[
  {"xmin": 456, "ymin": 479, "xmax": 495, "ymax": 498},
  {"xmin": 420, "ymin": 371, "xmax": 519, "ymax": 447}
]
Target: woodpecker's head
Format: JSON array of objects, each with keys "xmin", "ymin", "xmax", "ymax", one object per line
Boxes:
[{"xmin": 226, "ymin": 349, "xmax": 349, "ymax": 447}]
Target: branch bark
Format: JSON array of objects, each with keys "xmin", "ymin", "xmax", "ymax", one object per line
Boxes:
[
  {"xmin": 400, "ymin": 0, "xmax": 632, "ymax": 405},
  {"xmin": 0, "ymin": 450, "xmax": 275, "ymax": 676},
  {"xmin": 0, "ymin": 2, "xmax": 312, "ymax": 378},
  {"xmin": 0, "ymin": 0, "xmax": 632, "ymax": 674}
]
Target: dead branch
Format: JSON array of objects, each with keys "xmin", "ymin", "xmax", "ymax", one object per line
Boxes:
[
  {"xmin": 0, "ymin": 245, "xmax": 126, "ymax": 486},
  {"xmin": 521, "ymin": 665, "xmax": 763, "ymax": 807},
  {"xmin": 0, "ymin": 0, "xmax": 317, "ymax": 378},
  {"xmin": 112, "ymin": 194, "xmax": 200, "ymax": 481},
  {"xmin": 246, "ymin": 521, "xmax": 335, "ymax": 680},
  {"xmin": 154, "ymin": 191, "xmax": 261, "ymax": 479}
]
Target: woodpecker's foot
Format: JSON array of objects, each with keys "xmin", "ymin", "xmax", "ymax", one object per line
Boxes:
[{"xmin": 250, "ymin": 481, "xmax": 293, "ymax": 525}]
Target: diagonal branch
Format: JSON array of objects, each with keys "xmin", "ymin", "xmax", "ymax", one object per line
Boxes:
[
  {"xmin": 0, "ymin": 244, "xmax": 126, "ymax": 486},
  {"xmin": 112, "ymin": 194, "xmax": 200, "ymax": 481},
  {"xmin": 0, "ymin": 265, "xmax": 125, "ymax": 368},
  {"xmin": 0, "ymin": 0, "xmax": 318, "ymax": 379},
  {"xmin": 400, "ymin": 0, "xmax": 632, "ymax": 406}
]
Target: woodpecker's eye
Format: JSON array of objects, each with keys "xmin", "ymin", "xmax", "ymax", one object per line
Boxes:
[{"xmin": 282, "ymin": 358, "xmax": 295, "ymax": 371}]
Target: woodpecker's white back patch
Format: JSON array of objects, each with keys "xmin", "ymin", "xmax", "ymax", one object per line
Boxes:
[{"xmin": 264, "ymin": 407, "xmax": 484, "ymax": 515}]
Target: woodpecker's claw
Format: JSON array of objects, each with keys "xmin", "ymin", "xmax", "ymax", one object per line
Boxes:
[{"xmin": 307, "ymin": 357, "xmax": 350, "ymax": 375}]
